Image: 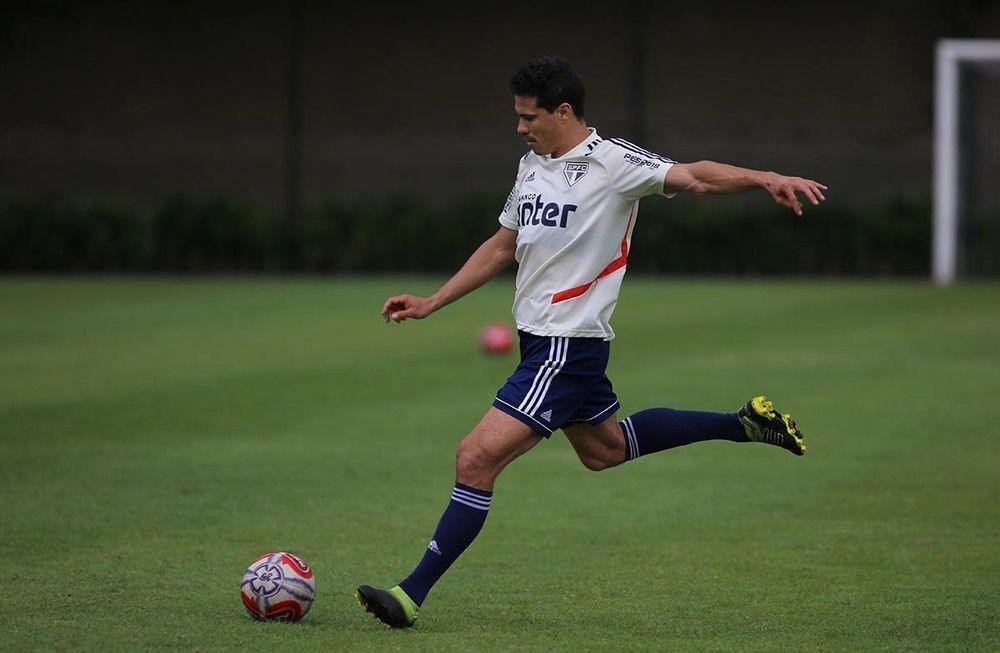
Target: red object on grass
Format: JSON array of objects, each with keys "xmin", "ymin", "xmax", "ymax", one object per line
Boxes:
[{"xmin": 480, "ymin": 323, "xmax": 514, "ymax": 355}]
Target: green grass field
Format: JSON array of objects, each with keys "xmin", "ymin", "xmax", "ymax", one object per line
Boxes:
[{"xmin": 2, "ymin": 277, "xmax": 998, "ymax": 651}]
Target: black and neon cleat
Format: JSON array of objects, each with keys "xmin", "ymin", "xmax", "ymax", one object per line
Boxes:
[
  {"xmin": 738, "ymin": 395, "xmax": 806, "ymax": 456},
  {"xmin": 355, "ymin": 585, "xmax": 419, "ymax": 628}
]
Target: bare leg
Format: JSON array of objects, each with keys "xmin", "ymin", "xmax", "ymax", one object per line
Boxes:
[
  {"xmin": 369, "ymin": 407, "xmax": 543, "ymax": 617},
  {"xmin": 455, "ymin": 406, "xmax": 543, "ymax": 489},
  {"xmin": 562, "ymin": 414, "xmax": 626, "ymax": 471}
]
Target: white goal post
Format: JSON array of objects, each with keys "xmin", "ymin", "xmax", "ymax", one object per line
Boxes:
[{"xmin": 934, "ymin": 39, "xmax": 1000, "ymax": 286}]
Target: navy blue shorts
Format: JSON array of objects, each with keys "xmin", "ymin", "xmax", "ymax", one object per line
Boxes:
[{"xmin": 492, "ymin": 330, "xmax": 620, "ymax": 437}]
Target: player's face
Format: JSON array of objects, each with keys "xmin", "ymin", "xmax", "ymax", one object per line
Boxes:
[{"xmin": 514, "ymin": 95, "xmax": 561, "ymax": 155}]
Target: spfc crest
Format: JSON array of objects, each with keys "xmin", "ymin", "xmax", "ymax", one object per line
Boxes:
[{"xmin": 563, "ymin": 162, "xmax": 589, "ymax": 187}]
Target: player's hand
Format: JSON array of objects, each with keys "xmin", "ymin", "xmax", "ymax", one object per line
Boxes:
[
  {"xmin": 381, "ymin": 294, "xmax": 434, "ymax": 323},
  {"xmin": 763, "ymin": 173, "xmax": 828, "ymax": 216}
]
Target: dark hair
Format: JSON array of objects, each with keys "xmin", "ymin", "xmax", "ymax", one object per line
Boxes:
[{"xmin": 509, "ymin": 56, "xmax": 585, "ymax": 118}]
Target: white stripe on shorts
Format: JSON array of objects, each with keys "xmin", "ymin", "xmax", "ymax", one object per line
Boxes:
[
  {"xmin": 493, "ymin": 397, "xmax": 554, "ymax": 434},
  {"xmin": 521, "ymin": 337, "xmax": 568, "ymax": 417},
  {"xmin": 518, "ymin": 337, "xmax": 557, "ymax": 412}
]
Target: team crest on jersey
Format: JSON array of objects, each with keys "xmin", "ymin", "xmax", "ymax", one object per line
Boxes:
[{"xmin": 563, "ymin": 162, "xmax": 589, "ymax": 187}]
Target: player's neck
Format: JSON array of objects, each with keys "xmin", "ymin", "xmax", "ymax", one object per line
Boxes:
[{"xmin": 549, "ymin": 122, "xmax": 591, "ymax": 159}]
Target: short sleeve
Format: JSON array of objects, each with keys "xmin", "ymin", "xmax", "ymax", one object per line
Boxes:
[
  {"xmin": 603, "ymin": 138, "xmax": 676, "ymax": 201},
  {"xmin": 498, "ymin": 158, "xmax": 527, "ymax": 229}
]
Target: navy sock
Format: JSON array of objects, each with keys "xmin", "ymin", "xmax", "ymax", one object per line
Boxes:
[
  {"xmin": 621, "ymin": 408, "xmax": 749, "ymax": 461},
  {"xmin": 399, "ymin": 483, "xmax": 492, "ymax": 606}
]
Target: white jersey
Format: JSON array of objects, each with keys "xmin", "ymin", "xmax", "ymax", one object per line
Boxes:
[{"xmin": 498, "ymin": 128, "xmax": 675, "ymax": 340}]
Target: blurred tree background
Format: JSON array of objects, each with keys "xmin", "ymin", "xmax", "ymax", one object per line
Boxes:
[{"xmin": 1, "ymin": 1, "xmax": 998, "ymax": 275}]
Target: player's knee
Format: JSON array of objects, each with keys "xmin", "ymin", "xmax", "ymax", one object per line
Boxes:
[
  {"xmin": 455, "ymin": 436, "xmax": 493, "ymax": 481},
  {"xmin": 580, "ymin": 455, "xmax": 611, "ymax": 471},
  {"xmin": 579, "ymin": 440, "xmax": 625, "ymax": 472},
  {"xmin": 579, "ymin": 450, "xmax": 620, "ymax": 472}
]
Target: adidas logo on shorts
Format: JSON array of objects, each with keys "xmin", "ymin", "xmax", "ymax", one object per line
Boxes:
[{"xmin": 540, "ymin": 409, "xmax": 553, "ymax": 422}]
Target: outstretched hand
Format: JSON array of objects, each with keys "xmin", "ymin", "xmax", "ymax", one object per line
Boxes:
[
  {"xmin": 762, "ymin": 173, "xmax": 828, "ymax": 216},
  {"xmin": 381, "ymin": 294, "xmax": 435, "ymax": 323}
]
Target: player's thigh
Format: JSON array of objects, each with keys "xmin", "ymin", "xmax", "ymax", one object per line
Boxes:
[
  {"xmin": 562, "ymin": 413, "xmax": 623, "ymax": 460},
  {"xmin": 459, "ymin": 406, "xmax": 543, "ymax": 470}
]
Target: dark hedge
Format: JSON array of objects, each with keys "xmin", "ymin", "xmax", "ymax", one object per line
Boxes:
[{"xmin": 2, "ymin": 193, "xmax": 990, "ymax": 276}]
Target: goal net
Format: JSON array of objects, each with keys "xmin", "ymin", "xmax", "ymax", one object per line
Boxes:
[{"xmin": 934, "ymin": 39, "xmax": 1000, "ymax": 285}]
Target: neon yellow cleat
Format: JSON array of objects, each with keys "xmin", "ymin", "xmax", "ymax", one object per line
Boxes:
[
  {"xmin": 738, "ymin": 395, "xmax": 806, "ymax": 456},
  {"xmin": 356, "ymin": 585, "xmax": 419, "ymax": 628}
]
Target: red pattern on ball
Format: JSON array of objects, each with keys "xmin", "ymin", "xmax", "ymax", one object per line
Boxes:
[{"xmin": 281, "ymin": 553, "xmax": 314, "ymax": 579}]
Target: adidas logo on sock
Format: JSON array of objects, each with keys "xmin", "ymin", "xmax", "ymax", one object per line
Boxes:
[
  {"xmin": 540, "ymin": 409, "xmax": 553, "ymax": 422},
  {"xmin": 428, "ymin": 540, "xmax": 441, "ymax": 555}
]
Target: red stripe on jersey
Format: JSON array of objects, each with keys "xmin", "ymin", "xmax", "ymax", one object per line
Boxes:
[{"xmin": 551, "ymin": 203, "xmax": 637, "ymax": 305}]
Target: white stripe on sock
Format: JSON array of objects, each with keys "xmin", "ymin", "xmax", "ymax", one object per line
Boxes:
[
  {"xmin": 623, "ymin": 417, "xmax": 639, "ymax": 460},
  {"xmin": 452, "ymin": 487, "xmax": 492, "ymax": 508},
  {"xmin": 451, "ymin": 495, "xmax": 491, "ymax": 511}
]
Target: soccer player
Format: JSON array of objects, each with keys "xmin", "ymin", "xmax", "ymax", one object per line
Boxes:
[{"xmin": 357, "ymin": 56, "xmax": 826, "ymax": 628}]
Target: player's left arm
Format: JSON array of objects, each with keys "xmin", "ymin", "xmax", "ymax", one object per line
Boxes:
[{"xmin": 664, "ymin": 161, "xmax": 828, "ymax": 216}]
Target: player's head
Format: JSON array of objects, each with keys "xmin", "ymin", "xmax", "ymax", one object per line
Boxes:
[
  {"xmin": 509, "ymin": 56, "xmax": 586, "ymax": 118},
  {"xmin": 509, "ymin": 56, "xmax": 587, "ymax": 156}
]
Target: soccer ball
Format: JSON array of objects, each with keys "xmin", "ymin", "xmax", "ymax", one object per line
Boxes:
[
  {"xmin": 240, "ymin": 552, "xmax": 316, "ymax": 622},
  {"xmin": 480, "ymin": 322, "xmax": 514, "ymax": 355}
]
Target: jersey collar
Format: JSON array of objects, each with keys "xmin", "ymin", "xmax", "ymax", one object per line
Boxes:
[{"xmin": 547, "ymin": 127, "xmax": 599, "ymax": 161}]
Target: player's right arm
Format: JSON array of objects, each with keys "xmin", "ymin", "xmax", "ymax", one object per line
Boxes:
[{"xmin": 381, "ymin": 226, "xmax": 517, "ymax": 323}]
